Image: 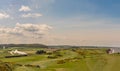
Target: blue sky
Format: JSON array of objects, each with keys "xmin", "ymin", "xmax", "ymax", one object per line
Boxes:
[
  {"xmin": 49, "ymin": 0, "xmax": 120, "ymax": 17},
  {"xmin": 0, "ymin": 0, "xmax": 120, "ymax": 46}
]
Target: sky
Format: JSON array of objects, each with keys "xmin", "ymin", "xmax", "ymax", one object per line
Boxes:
[{"xmin": 0, "ymin": 0, "xmax": 120, "ymax": 47}]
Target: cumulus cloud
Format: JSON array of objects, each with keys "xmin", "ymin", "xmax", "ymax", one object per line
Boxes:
[
  {"xmin": 19, "ymin": 5, "xmax": 31, "ymax": 12},
  {"xmin": 0, "ymin": 12, "xmax": 10, "ymax": 19},
  {"xmin": 21, "ymin": 13, "xmax": 42, "ymax": 18},
  {"xmin": 0, "ymin": 23, "xmax": 52, "ymax": 38},
  {"xmin": 0, "ymin": 27, "xmax": 22, "ymax": 36}
]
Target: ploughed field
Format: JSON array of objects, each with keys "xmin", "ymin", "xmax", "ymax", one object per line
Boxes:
[{"xmin": 0, "ymin": 47, "xmax": 120, "ymax": 71}]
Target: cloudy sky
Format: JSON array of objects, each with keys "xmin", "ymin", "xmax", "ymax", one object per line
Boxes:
[{"xmin": 0, "ymin": 0, "xmax": 120, "ymax": 46}]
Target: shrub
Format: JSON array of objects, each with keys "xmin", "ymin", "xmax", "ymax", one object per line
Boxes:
[
  {"xmin": 5, "ymin": 55, "xmax": 27, "ymax": 58},
  {"xmin": 46, "ymin": 52, "xmax": 53, "ymax": 55},
  {"xmin": 47, "ymin": 55, "xmax": 58, "ymax": 59},
  {"xmin": 24, "ymin": 64, "xmax": 40, "ymax": 68},
  {"xmin": 36, "ymin": 50, "xmax": 46, "ymax": 54},
  {"xmin": 57, "ymin": 60, "xmax": 66, "ymax": 64},
  {"xmin": 15, "ymin": 64, "xmax": 23, "ymax": 66},
  {"xmin": 0, "ymin": 62, "xmax": 14, "ymax": 71}
]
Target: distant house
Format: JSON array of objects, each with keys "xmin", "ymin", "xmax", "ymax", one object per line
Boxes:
[
  {"xmin": 107, "ymin": 48, "xmax": 120, "ymax": 54},
  {"xmin": 107, "ymin": 48, "xmax": 114, "ymax": 54}
]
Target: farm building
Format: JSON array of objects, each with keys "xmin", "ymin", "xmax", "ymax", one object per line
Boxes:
[
  {"xmin": 107, "ymin": 48, "xmax": 120, "ymax": 54},
  {"xmin": 107, "ymin": 48, "xmax": 114, "ymax": 54}
]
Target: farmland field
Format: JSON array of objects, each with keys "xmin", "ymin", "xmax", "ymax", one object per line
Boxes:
[{"xmin": 0, "ymin": 47, "xmax": 120, "ymax": 71}]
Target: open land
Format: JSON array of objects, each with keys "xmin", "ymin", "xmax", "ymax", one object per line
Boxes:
[{"xmin": 0, "ymin": 45, "xmax": 120, "ymax": 71}]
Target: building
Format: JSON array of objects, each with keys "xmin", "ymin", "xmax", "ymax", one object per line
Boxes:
[{"xmin": 107, "ymin": 48, "xmax": 114, "ymax": 54}]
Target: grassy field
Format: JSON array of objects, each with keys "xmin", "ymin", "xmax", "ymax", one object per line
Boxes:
[{"xmin": 0, "ymin": 47, "xmax": 120, "ymax": 71}]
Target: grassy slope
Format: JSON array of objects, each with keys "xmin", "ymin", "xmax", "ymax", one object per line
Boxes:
[
  {"xmin": 103, "ymin": 55, "xmax": 120, "ymax": 71},
  {"xmin": 45, "ymin": 55, "xmax": 106, "ymax": 71},
  {"xmin": 1, "ymin": 55, "xmax": 46, "ymax": 64},
  {"xmin": 0, "ymin": 48, "xmax": 120, "ymax": 71}
]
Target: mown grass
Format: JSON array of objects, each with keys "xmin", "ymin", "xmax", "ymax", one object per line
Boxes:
[{"xmin": 1, "ymin": 55, "xmax": 46, "ymax": 64}]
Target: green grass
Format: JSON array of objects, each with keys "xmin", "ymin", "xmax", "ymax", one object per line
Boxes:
[
  {"xmin": 1, "ymin": 55, "xmax": 47, "ymax": 64},
  {"xmin": 0, "ymin": 47, "xmax": 120, "ymax": 71},
  {"xmin": 14, "ymin": 66, "xmax": 40, "ymax": 71}
]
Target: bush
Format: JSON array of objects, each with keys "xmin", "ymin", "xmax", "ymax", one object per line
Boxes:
[
  {"xmin": 5, "ymin": 55, "xmax": 27, "ymax": 58},
  {"xmin": 57, "ymin": 60, "xmax": 66, "ymax": 64},
  {"xmin": 47, "ymin": 55, "xmax": 58, "ymax": 59},
  {"xmin": 0, "ymin": 62, "xmax": 14, "ymax": 71},
  {"xmin": 24, "ymin": 64, "xmax": 40, "ymax": 68},
  {"xmin": 15, "ymin": 64, "xmax": 23, "ymax": 66},
  {"xmin": 46, "ymin": 52, "xmax": 53, "ymax": 55},
  {"xmin": 36, "ymin": 50, "xmax": 46, "ymax": 54}
]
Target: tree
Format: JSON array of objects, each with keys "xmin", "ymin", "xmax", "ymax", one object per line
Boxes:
[{"xmin": 36, "ymin": 50, "xmax": 46, "ymax": 54}]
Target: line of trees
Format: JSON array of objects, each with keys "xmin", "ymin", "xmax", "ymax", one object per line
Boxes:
[{"xmin": 0, "ymin": 44, "xmax": 48, "ymax": 48}]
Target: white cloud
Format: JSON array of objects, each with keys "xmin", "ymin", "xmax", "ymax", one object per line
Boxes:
[
  {"xmin": 0, "ymin": 12, "xmax": 10, "ymax": 19},
  {"xmin": 19, "ymin": 5, "xmax": 31, "ymax": 12},
  {"xmin": 21, "ymin": 13, "xmax": 42, "ymax": 18},
  {"xmin": 0, "ymin": 23, "xmax": 52, "ymax": 38}
]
